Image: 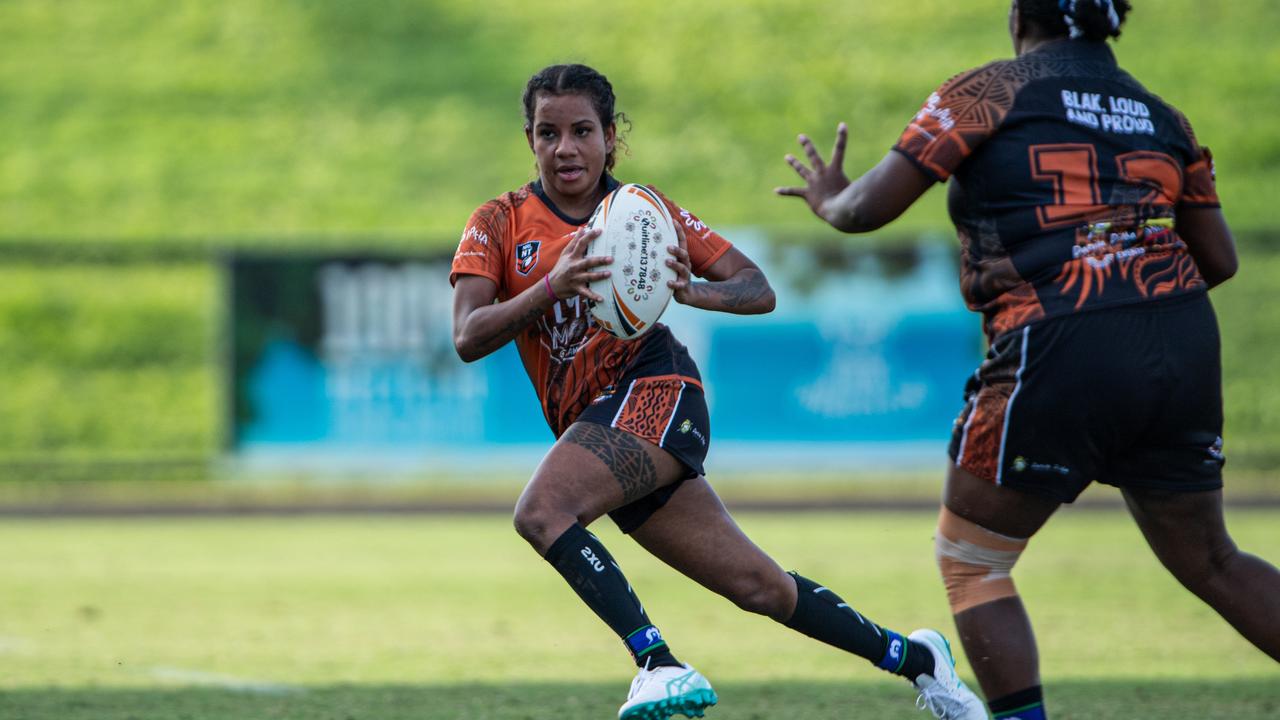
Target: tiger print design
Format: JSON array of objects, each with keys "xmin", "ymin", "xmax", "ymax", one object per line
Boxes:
[
  {"xmin": 1053, "ymin": 223, "xmax": 1206, "ymax": 310},
  {"xmin": 545, "ymin": 332, "xmax": 646, "ymax": 437}
]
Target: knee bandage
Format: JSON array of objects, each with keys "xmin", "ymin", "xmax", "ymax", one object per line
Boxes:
[{"xmin": 935, "ymin": 507, "xmax": 1029, "ymax": 614}]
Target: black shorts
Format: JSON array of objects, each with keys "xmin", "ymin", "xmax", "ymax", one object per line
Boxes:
[
  {"xmin": 574, "ymin": 341, "xmax": 711, "ymax": 534},
  {"xmin": 948, "ymin": 292, "xmax": 1224, "ymax": 503}
]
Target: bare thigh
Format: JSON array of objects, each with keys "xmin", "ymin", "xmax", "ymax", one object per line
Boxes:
[
  {"xmin": 513, "ymin": 421, "xmax": 688, "ymax": 554},
  {"xmin": 1123, "ymin": 485, "xmax": 1280, "ymax": 660},
  {"xmin": 1122, "ymin": 486, "xmax": 1234, "ymax": 581},
  {"xmin": 630, "ymin": 476, "xmax": 797, "ymax": 621},
  {"xmin": 944, "ymin": 465, "xmax": 1061, "ymax": 538}
]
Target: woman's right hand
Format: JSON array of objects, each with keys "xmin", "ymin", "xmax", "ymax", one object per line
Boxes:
[
  {"xmin": 547, "ymin": 227, "xmax": 612, "ymax": 303},
  {"xmin": 775, "ymin": 123, "xmax": 934, "ymax": 234},
  {"xmin": 776, "ymin": 122, "xmax": 852, "ymax": 227}
]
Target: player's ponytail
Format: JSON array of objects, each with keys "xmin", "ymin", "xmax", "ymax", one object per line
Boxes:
[
  {"xmin": 1018, "ymin": 0, "xmax": 1130, "ymax": 42},
  {"xmin": 1060, "ymin": 0, "xmax": 1129, "ymax": 41}
]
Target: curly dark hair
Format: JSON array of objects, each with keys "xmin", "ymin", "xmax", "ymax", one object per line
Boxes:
[
  {"xmin": 1018, "ymin": 0, "xmax": 1132, "ymax": 42},
  {"xmin": 522, "ymin": 63, "xmax": 630, "ymax": 172}
]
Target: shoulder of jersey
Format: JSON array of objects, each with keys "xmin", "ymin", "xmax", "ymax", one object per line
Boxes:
[
  {"xmin": 939, "ymin": 58, "xmax": 1011, "ymax": 89},
  {"xmin": 585, "ymin": 183, "xmax": 676, "ymax": 340},
  {"xmin": 470, "ymin": 186, "xmax": 529, "ymax": 225}
]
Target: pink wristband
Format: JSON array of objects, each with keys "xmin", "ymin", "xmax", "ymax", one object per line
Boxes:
[{"xmin": 543, "ymin": 274, "xmax": 556, "ymax": 301}]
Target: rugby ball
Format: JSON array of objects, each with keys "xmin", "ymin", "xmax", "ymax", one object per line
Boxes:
[{"xmin": 585, "ymin": 184, "xmax": 677, "ymax": 340}]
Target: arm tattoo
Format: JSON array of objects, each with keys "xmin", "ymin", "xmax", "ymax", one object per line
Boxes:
[
  {"xmin": 475, "ymin": 299, "xmax": 544, "ymax": 355},
  {"xmin": 563, "ymin": 422, "xmax": 658, "ymax": 504},
  {"xmin": 695, "ymin": 268, "xmax": 773, "ymax": 310}
]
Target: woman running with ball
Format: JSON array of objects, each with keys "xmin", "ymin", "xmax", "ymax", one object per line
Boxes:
[{"xmin": 452, "ymin": 63, "xmax": 987, "ymax": 720}]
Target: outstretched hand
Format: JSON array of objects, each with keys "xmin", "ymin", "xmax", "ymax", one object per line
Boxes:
[
  {"xmin": 547, "ymin": 227, "xmax": 611, "ymax": 303},
  {"xmin": 775, "ymin": 122, "xmax": 852, "ymax": 227}
]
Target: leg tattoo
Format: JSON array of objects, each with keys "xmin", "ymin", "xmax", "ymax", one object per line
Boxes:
[{"xmin": 564, "ymin": 422, "xmax": 659, "ymax": 504}]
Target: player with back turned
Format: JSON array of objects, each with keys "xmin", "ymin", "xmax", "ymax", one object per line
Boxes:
[
  {"xmin": 452, "ymin": 63, "xmax": 988, "ymax": 720},
  {"xmin": 779, "ymin": 1, "xmax": 1280, "ymax": 718}
]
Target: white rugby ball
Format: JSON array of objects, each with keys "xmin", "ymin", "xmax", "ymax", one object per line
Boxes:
[{"xmin": 585, "ymin": 183, "xmax": 676, "ymax": 340}]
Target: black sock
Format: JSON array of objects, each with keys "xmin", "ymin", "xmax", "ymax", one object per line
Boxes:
[
  {"xmin": 783, "ymin": 572, "xmax": 935, "ymax": 680},
  {"xmin": 544, "ymin": 523, "xmax": 680, "ymax": 668},
  {"xmin": 989, "ymin": 686, "xmax": 1047, "ymax": 719}
]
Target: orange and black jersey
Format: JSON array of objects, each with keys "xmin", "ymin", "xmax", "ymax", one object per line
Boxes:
[
  {"xmin": 451, "ymin": 177, "xmax": 732, "ymax": 437},
  {"xmin": 895, "ymin": 40, "xmax": 1220, "ymax": 342}
]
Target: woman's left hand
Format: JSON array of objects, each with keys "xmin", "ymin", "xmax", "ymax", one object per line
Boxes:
[{"xmin": 666, "ymin": 219, "xmax": 697, "ymax": 305}]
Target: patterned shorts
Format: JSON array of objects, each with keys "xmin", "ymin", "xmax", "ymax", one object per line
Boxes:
[
  {"xmin": 949, "ymin": 292, "xmax": 1224, "ymax": 503},
  {"xmin": 576, "ymin": 370, "xmax": 711, "ymax": 533}
]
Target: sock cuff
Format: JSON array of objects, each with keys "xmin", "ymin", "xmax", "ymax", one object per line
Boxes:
[
  {"xmin": 543, "ymin": 523, "xmax": 588, "ymax": 566},
  {"xmin": 623, "ymin": 624, "xmax": 668, "ymax": 659},
  {"xmin": 990, "ymin": 685, "xmax": 1045, "ymax": 718},
  {"xmin": 875, "ymin": 629, "xmax": 909, "ymax": 672},
  {"xmin": 788, "ymin": 571, "xmax": 816, "ymax": 590},
  {"xmin": 994, "ymin": 704, "xmax": 1045, "ymax": 720},
  {"xmin": 784, "ymin": 572, "xmax": 820, "ymax": 627}
]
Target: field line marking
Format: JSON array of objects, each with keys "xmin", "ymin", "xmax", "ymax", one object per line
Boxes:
[
  {"xmin": 148, "ymin": 666, "xmax": 304, "ymax": 695},
  {"xmin": 0, "ymin": 635, "xmax": 32, "ymax": 654}
]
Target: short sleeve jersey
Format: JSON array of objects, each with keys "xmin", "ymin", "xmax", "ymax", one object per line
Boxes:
[
  {"xmin": 451, "ymin": 177, "xmax": 732, "ymax": 437},
  {"xmin": 894, "ymin": 40, "xmax": 1220, "ymax": 341}
]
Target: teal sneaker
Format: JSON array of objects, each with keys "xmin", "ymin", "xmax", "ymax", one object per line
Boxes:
[
  {"xmin": 908, "ymin": 629, "xmax": 989, "ymax": 720},
  {"xmin": 618, "ymin": 662, "xmax": 717, "ymax": 720}
]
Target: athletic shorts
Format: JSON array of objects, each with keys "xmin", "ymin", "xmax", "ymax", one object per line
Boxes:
[
  {"xmin": 948, "ymin": 292, "xmax": 1224, "ymax": 503},
  {"xmin": 574, "ymin": 341, "xmax": 711, "ymax": 534}
]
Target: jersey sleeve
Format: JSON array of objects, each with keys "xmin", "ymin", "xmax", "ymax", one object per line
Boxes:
[
  {"xmin": 450, "ymin": 201, "xmax": 507, "ymax": 287},
  {"xmin": 1171, "ymin": 111, "xmax": 1221, "ymax": 208},
  {"xmin": 893, "ymin": 62, "xmax": 1014, "ymax": 182},
  {"xmin": 647, "ymin": 186, "xmax": 733, "ymax": 277}
]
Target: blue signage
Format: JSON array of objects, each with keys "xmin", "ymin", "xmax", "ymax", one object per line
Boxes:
[{"xmin": 228, "ymin": 234, "xmax": 980, "ymax": 471}]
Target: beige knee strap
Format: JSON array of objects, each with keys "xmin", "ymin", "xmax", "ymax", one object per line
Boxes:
[{"xmin": 935, "ymin": 507, "xmax": 1029, "ymax": 614}]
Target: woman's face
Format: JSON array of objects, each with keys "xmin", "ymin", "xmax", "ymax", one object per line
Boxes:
[{"xmin": 526, "ymin": 92, "xmax": 615, "ymax": 207}]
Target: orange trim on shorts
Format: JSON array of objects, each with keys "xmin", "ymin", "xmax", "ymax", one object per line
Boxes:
[
  {"xmin": 611, "ymin": 377, "xmax": 691, "ymax": 447},
  {"xmin": 630, "ymin": 374, "xmax": 703, "ymax": 391},
  {"xmin": 955, "ymin": 394, "xmax": 1004, "ymax": 484}
]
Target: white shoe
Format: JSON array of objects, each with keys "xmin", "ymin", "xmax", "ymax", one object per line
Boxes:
[
  {"xmin": 908, "ymin": 629, "xmax": 989, "ymax": 720},
  {"xmin": 618, "ymin": 661, "xmax": 718, "ymax": 720}
]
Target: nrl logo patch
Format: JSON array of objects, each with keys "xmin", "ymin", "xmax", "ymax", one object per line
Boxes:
[{"xmin": 515, "ymin": 240, "xmax": 541, "ymax": 276}]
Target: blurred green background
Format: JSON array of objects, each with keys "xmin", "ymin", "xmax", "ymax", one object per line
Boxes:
[{"xmin": 1, "ymin": 0, "xmax": 1278, "ymax": 480}]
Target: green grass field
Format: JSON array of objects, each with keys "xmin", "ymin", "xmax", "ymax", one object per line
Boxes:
[{"xmin": 2, "ymin": 509, "xmax": 1277, "ymax": 719}]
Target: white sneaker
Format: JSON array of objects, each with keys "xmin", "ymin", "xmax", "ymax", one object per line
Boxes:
[
  {"xmin": 908, "ymin": 629, "xmax": 989, "ymax": 720},
  {"xmin": 618, "ymin": 662, "xmax": 718, "ymax": 720}
]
